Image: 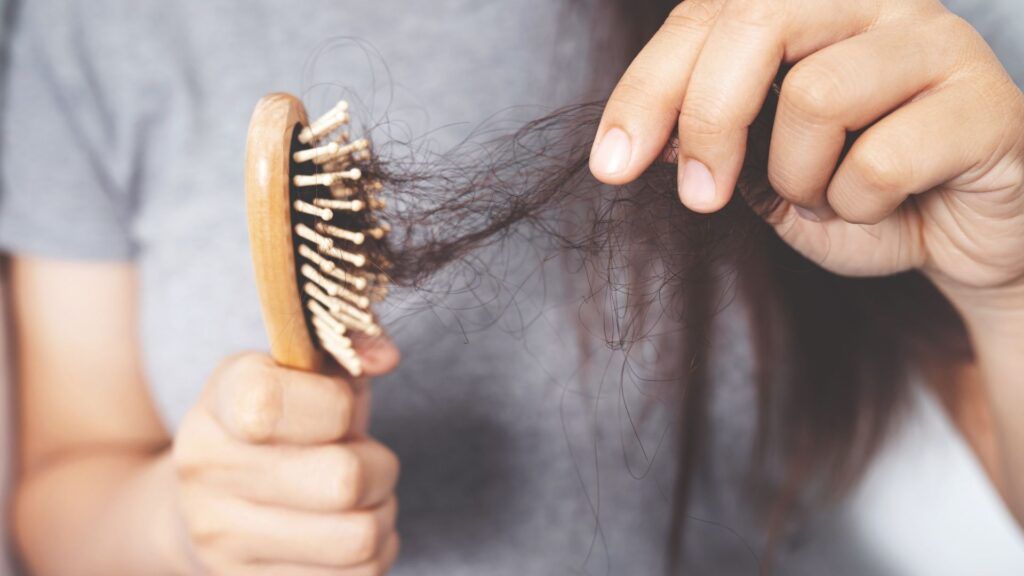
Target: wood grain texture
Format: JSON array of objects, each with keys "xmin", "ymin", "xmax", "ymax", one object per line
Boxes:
[{"xmin": 245, "ymin": 93, "xmax": 323, "ymax": 371}]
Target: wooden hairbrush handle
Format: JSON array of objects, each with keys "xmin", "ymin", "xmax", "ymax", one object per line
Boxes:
[{"xmin": 245, "ymin": 93, "xmax": 324, "ymax": 371}]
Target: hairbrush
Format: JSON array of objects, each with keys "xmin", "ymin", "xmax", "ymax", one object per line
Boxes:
[{"xmin": 245, "ymin": 93, "xmax": 391, "ymax": 376}]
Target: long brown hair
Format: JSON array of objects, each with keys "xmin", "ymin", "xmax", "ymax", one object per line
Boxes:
[
  {"xmin": 356, "ymin": 1, "xmax": 973, "ymax": 569},
  {"xmin": 603, "ymin": 2, "xmax": 973, "ymax": 567}
]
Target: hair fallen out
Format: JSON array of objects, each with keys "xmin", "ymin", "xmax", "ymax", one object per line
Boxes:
[{"xmin": 345, "ymin": 88, "xmax": 972, "ymax": 567}]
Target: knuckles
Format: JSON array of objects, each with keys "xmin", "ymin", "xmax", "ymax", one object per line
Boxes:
[
  {"xmin": 767, "ymin": 159, "xmax": 820, "ymax": 206},
  {"xmin": 324, "ymin": 442, "xmax": 400, "ymax": 511},
  {"xmin": 218, "ymin": 353, "xmax": 283, "ymax": 443},
  {"xmin": 846, "ymin": 139, "xmax": 913, "ymax": 197},
  {"xmin": 664, "ymin": 0, "xmax": 723, "ymax": 34},
  {"xmin": 325, "ymin": 446, "xmax": 364, "ymax": 510},
  {"xmin": 231, "ymin": 381, "xmax": 279, "ymax": 443},
  {"xmin": 346, "ymin": 511, "xmax": 383, "ymax": 564},
  {"xmin": 826, "ymin": 184, "xmax": 883, "ymax": 225},
  {"xmin": 722, "ymin": 0, "xmax": 785, "ymax": 30},
  {"xmin": 679, "ymin": 95, "xmax": 733, "ymax": 138},
  {"xmin": 170, "ymin": 353, "xmax": 401, "ymax": 570},
  {"xmin": 935, "ymin": 12, "xmax": 985, "ymax": 52},
  {"xmin": 346, "ymin": 499, "xmax": 398, "ymax": 566},
  {"xmin": 828, "ymin": 139, "xmax": 913, "ymax": 225},
  {"xmin": 184, "ymin": 512, "xmax": 228, "ymax": 550},
  {"xmin": 780, "ymin": 62, "xmax": 848, "ymax": 122},
  {"xmin": 609, "ymin": 66, "xmax": 677, "ymax": 116}
]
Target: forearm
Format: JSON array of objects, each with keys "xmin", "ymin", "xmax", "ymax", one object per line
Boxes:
[
  {"xmin": 946, "ymin": 281, "xmax": 1024, "ymax": 524},
  {"xmin": 14, "ymin": 447, "xmax": 190, "ymax": 576}
]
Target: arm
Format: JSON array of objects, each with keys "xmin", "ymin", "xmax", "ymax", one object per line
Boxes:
[
  {"xmin": 942, "ymin": 282, "xmax": 1024, "ymax": 524},
  {"xmin": 10, "ymin": 256, "xmax": 402, "ymax": 575},
  {"xmin": 10, "ymin": 257, "xmax": 183, "ymax": 574}
]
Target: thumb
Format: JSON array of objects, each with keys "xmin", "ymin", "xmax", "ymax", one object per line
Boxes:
[
  {"xmin": 352, "ymin": 331, "xmax": 400, "ymax": 377},
  {"xmin": 341, "ymin": 333, "xmax": 396, "ymax": 437}
]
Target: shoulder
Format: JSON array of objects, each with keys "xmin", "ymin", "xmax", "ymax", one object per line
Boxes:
[{"xmin": 0, "ymin": 0, "xmax": 172, "ymax": 260}]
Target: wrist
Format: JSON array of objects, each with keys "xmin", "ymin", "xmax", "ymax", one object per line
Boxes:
[{"xmin": 929, "ymin": 274, "xmax": 1024, "ymax": 348}]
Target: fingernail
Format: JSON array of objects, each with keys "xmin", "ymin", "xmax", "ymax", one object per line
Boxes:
[
  {"xmin": 591, "ymin": 127, "xmax": 632, "ymax": 176},
  {"xmin": 795, "ymin": 205, "xmax": 837, "ymax": 222},
  {"xmin": 814, "ymin": 205, "xmax": 837, "ymax": 221},
  {"xmin": 794, "ymin": 206, "xmax": 821, "ymax": 222},
  {"xmin": 679, "ymin": 159, "xmax": 717, "ymax": 210}
]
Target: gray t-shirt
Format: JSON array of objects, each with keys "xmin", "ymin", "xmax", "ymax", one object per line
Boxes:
[{"xmin": 1, "ymin": 1, "xmax": 1021, "ymax": 575}]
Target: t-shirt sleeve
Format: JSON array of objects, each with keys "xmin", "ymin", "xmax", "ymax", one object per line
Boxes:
[{"xmin": 0, "ymin": 0, "xmax": 137, "ymax": 261}]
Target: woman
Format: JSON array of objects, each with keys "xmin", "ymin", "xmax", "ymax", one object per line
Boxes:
[{"xmin": 1, "ymin": 1, "xmax": 1022, "ymax": 575}]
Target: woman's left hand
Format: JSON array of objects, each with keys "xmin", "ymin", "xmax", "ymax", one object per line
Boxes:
[{"xmin": 590, "ymin": 0, "xmax": 1024, "ymax": 323}]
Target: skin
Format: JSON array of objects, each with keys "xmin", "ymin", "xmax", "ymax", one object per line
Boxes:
[
  {"xmin": 591, "ymin": 0, "xmax": 1024, "ymax": 524},
  {"xmin": 9, "ymin": 258, "xmax": 401, "ymax": 575}
]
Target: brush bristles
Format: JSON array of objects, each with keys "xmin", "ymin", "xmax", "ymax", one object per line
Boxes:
[
  {"xmin": 293, "ymin": 138, "xmax": 370, "ymax": 165},
  {"xmin": 291, "ymin": 99, "xmax": 390, "ymax": 375},
  {"xmin": 294, "ymin": 169, "xmax": 362, "ymax": 188},
  {"xmin": 298, "ymin": 100, "xmax": 350, "ymax": 144}
]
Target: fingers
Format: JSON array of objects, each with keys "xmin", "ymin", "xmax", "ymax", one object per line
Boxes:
[
  {"xmin": 675, "ymin": 0, "xmax": 882, "ymax": 212},
  {"xmin": 177, "ymin": 431, "xmax": 400, "ymax": 511},
  {"xmin": 177, "ymin": 353, "xmax": 403, "ymax": 573},
  {"xmin": 206, "ymin": 334, "xmax": 398, "ymax": 444},
  {"xmin": 674, "ymin": 8, "xmax": 779, "ymax": 212},
  {"xmin": 827, "ymin": 80, "xmax": 1011, "ymax": 224},
  {"xmin": 247, "ymin": 497, "xmax": 397, "ymax": 567},
  {"xmin": 590, "ymin": 0, "xmax": 723, "ymax": 183},
  {"xmin": 769, "ymin": 22, "xmax": 956, "ymax": 217},
  {"xmin": 593, "ymin": 0, "xmax": 889, "ymax": 211},
  {"xmin": 329, "ymin": 333, "xmax": 401, "ymax": 437},
  {"xmin": 208, "ymin": 353, "xmax": 360, "ymax": 444},
  {"xmin": 238, "ymin": 535, "xmax": 399, "ymax": 576},
  {"xmin": 186, "ymin": 492, "xmax": 397, "ymax": 569},
  {"xmin": 769, "ymin": 204, "xmax": 927, "ymax": 278},
  {"xmin": 351, "ymin": 333, "xmax": 400, "ymax": 377}
]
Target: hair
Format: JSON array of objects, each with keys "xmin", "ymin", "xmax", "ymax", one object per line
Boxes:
[{"xmin": 347, "ymin": 1, "xmax": 974, "ymax": 571}]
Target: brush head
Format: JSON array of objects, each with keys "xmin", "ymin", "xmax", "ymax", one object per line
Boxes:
[{"xmin": 246, "ymin": 93, "xmax": 390, "ymax": 376}]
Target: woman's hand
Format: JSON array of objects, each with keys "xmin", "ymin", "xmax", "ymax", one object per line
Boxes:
[
  {"xmin": 171, "ymin": 344, "xmax": 401, "ymax": 575},
  {"xmin": 591, "ymin": 0, "xmax": 1024, "ymax": 325},
  {"xmin": 591, "ymin": 0, "xmax": 1024, "ymax": 522}
]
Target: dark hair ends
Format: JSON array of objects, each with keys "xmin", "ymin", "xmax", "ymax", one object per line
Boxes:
[
  {"xmin": 346, "ymin": 0, "xmax": 973, "ymax": 571},
  {"xmin": 357, "ymin": 93, "xmax": 971, "ymax": 570}
]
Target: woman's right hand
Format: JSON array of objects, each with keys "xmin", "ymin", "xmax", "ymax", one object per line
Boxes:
[{"xmin": 170, "ymin": 343, "xmax": 401, "ymax": 576}]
